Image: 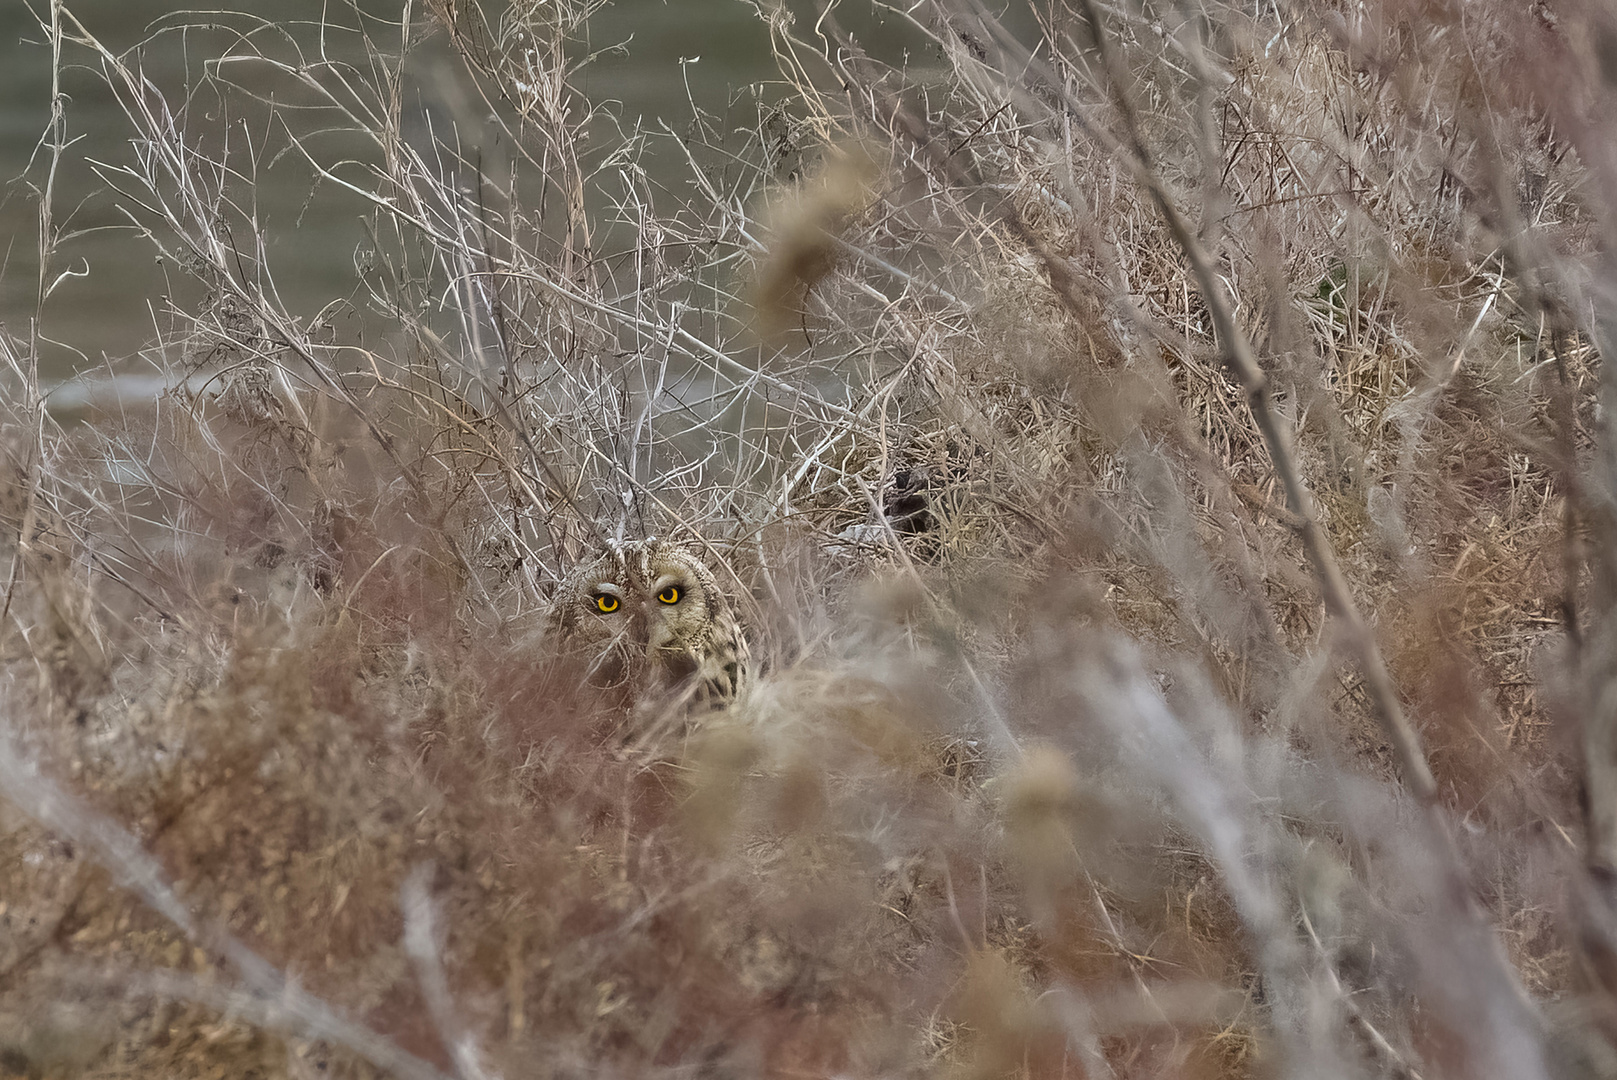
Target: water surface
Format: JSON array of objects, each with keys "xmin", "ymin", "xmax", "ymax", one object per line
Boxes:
[{"xmin": 0, "ymin": 0, "xmax": 795, "ymax": 380}]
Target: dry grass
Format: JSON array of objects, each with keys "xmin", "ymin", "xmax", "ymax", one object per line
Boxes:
[{"xmin": 2, "ymin": 0, "xmax": 1616, "ymax": 1076}]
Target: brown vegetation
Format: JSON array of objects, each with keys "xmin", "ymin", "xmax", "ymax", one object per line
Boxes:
[{"xmin": 3, "ymin": 0, "xmax": 1616, "ymax": 1077}]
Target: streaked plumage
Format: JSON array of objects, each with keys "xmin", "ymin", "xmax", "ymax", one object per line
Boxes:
[{"xmin": 548, "ymin": 538, "xmax": 747, "ymax": 707}]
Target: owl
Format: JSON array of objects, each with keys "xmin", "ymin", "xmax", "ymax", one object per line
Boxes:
[{"xmin": 547, "ymin": 538, "xmax": 748, "ymax": 707}]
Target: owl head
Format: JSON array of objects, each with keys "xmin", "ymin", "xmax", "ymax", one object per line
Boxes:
[{"xmin": 548, "ymin": 537, "xmax": 746, "ymax": 704}]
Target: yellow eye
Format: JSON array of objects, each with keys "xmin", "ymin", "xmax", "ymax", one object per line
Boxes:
[
  {"xmin": 593, "ymin": 593, "xmax": 619, "ymax": 613},
  {"xmin": 657, "ymin": 585, "xmax": 680, "ymax": 605}
]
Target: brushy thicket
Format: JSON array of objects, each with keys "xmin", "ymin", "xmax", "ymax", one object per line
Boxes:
[{"xmin": 3, "ymin": 0, "xmax": 1617, "ymax": 1076}]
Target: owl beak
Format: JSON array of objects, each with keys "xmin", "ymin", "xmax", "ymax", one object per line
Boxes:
[
  {"xmin": 646, "ymin": 616, "xmax": 699, "ymax": 675},
  {"xmin": 646, "ymin": 617, "xmax": 674, "ymax": 652}
]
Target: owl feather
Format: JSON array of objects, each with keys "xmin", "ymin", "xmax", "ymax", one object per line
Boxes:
[{"xmin": 548, "ymin": 538, "xmax": 748, "ymax": 707}]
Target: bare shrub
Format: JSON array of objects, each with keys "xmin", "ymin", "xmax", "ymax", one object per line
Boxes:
[{"xmin": 3, "ymin": 0, "xmax": 1616, "ymax": 1077}]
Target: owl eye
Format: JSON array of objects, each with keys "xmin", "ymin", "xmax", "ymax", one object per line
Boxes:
[
  {"xmin": 657, "ymin": 585, "xmax": 681, "ymax": 605},
  {"xmin": 592, "ymin": 593, "xmax": 620, "ymax": 613}
]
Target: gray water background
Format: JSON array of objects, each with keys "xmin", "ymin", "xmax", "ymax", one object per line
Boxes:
[{"xmin": 0, "ymin": 1, "xmax": 935, "ymax": 383}]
